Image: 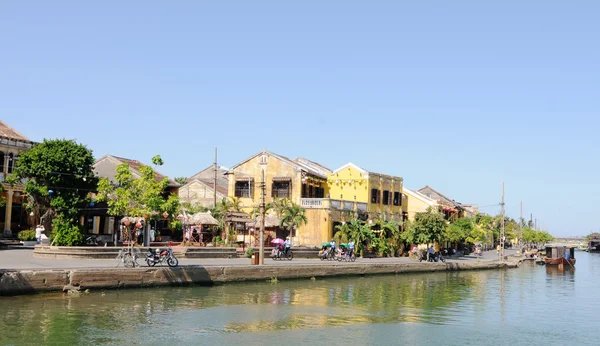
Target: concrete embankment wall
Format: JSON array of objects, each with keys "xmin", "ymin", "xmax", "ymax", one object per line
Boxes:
[{"xmin": 0, "ymin": 261, "xmax": 518, "ymax": 297}]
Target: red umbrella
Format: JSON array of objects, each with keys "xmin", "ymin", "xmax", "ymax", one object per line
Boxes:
[{"xmin": 271, "ymin": 238, "xmax": 285, "ymax": 245}]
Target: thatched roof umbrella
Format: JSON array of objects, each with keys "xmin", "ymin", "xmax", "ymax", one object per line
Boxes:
[
  {"xmin": 190, "ymin": 212, "xmax": 219, "ymax": 226},
  {"xmin": 247, "ymin": 211, "xmax": 281, "ymax": 228}
]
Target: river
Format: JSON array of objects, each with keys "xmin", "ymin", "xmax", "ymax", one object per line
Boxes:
[{"xmin": 2, "ymin": 252, "xmax": 599, "ymax": 346}]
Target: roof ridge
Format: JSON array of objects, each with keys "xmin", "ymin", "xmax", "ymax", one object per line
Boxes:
[{"xmin": 0, "ymin": 120, "xmax": 31, "ymax": 141}]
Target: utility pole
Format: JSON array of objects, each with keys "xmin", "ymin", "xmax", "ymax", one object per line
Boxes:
[
  {"xmin": 500, "ymin": 182, "xmax": 505, "ymax": 262},
  {"xmin": 519, "ymin": 201, "xmax": 523, "ymax": 247},
  {"xmin": 259, "ymin": 168, "xmax": 266, "ymax": 265},
  {"xmin": 213, "ymin": 147, "xmax": 218, "ymax": 208}
]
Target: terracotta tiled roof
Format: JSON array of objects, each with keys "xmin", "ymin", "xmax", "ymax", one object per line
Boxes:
[{"xmin": 0, "ymin": 120, "xmax": 30, "ymax": 141}]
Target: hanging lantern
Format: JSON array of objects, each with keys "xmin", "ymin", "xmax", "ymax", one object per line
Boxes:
[
  {"xmin": 143, "ymin": 214, "xmax": 148, "ymax": 219},
  {"xmin": 162, "ymin": 212, "xmax": 169, "ymax": 219}
]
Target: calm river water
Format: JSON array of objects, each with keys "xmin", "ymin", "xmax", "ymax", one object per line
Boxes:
[{"xmin": 2, "ymin": 253, "xmax": 599, "ymax": 346}]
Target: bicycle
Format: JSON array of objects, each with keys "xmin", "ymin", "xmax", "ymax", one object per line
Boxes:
[
  {"xmin": 115, "ymin": 247, "xmax": 142, "ymax": 268},
  {"xmin": 338, "ymin": 250, "xmax": 356, "ymax": 262},
  {"xmin": 271, "ymin": 248, "xmax": 293, "ymax": 261}
]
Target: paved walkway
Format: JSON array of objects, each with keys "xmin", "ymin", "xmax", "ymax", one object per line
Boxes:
[{"xmin": 0, "ymin": 248, "xmax": 518, "ymax": 270}]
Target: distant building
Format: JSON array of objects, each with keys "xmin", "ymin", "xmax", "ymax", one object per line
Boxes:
[
  {"xmin": 416, "ymin": 185, "xmax": 476, "ymax": 221},
  {"xmin": 0, "ymin": 120, "xmax": 36, "ymax": 235},
  {"xmin": 178, "ymin": 165, "xmax": 229, "ymax": 208}
]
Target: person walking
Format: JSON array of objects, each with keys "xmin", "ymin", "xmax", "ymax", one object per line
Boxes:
[{"xmin": 35, "ymin": 225, "xmax": 45, "ymax": 244}]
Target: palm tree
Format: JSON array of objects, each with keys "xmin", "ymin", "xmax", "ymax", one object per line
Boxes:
[
  {"xmin": 348, "ymin": 220, "xmax": 373, "ymax": 257},
  {"xmin": 333, "ymin": 222, "xmax": 352, "ymax": 244},
  {"xmin": 279, "ymin": 202, "xmax": 308, "ymax": 241},
  {"xmin": 380, "ymin": 219, "xmax": 402, "ymax": 256}
]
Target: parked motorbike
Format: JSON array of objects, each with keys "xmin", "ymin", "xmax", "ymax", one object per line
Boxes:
[
  {"xmin": 419, "ymin": 251, "xmax": 445, "ymax": 262},
  {"xmin": 146, "ymin": 247, "xmax": 179, "ymax": 267}
]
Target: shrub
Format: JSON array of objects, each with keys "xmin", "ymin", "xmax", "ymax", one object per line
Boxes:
[
  {"xmin": 18, "ymin": 230, "xmax": 36, "ymax": 241},
  {"xmin": 51, "ymin": 216, "xmax": 85, "ymax": 246},
  {"xmin": 245, "ymin": 247, "xmax": 254, "ymax": 258}
]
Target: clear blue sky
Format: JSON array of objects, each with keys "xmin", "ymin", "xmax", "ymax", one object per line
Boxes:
[{"xmin": 2, "ymin": 1, "xmax": 599, "ymax": 237}]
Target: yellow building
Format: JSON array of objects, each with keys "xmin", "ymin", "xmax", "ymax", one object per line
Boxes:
[
  {"xmin": 402, "ymin": 187, "xmax": 438, "ymax": 221},
  {"xmin": 327, "ymin": 163, "xmax": 404, "ymax": 226},
  {"xmin": 1, "ymin": 121, "xmax": 36, "ymax": 236},
  {"xmin": 227, "ymin": 150, "xmax": 332, "ymax": 246}
]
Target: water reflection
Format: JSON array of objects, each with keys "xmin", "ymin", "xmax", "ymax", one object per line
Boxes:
[{"xmin": 2, "ymin": 255, "xmax": 599, "ymax": 345}]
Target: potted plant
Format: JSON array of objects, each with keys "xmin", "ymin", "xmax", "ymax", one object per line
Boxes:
[{"xmin": 18, "ymin": 230, "xmax": 37, "ymax": 246}]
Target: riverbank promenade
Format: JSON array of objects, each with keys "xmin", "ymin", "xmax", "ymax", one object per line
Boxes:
[{"xmin": 0, "ymin": 248, "xmax": 518, "ymax": 270}]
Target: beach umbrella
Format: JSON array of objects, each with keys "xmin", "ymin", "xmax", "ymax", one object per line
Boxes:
[{"xmin": 271, "ymin": 238, "xmax": 285, "ymax": 245}]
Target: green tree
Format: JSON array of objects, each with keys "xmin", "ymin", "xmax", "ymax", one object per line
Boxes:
[
  {"xmin": 279, "ymin": 202, "xmax": 308, "ymax": 239},
  {"xmin": 174, "ymin": 176, "xmax": 188, "ymax": 186},
  {"xmin": 96, "ymin": 155, "xmax": 179, "ymax": 242},
  {"xmin": 412, "ymin": 207, "xmax": 447, "ymax": 246},
  {"xmin": 444, "ymin": 217, "xmax": 472, "ymax": 245},
  {"xmin": 8, "ymin": 139, "xmax": 97, "ymax": 242},
  {"xmin": 0, "ymin": 183, "xmax": 5, "ymax": 207},
  {"xmin": 585, "ymin": 232, "xmax": 600, "ymax": 242}
]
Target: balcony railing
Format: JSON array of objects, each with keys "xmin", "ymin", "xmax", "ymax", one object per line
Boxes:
[
  {"xmin": 300, "ymin": 199, "xmax": 368, "ymax": 212},
  {"xmin": 301, "ymin": 198, "xmax": 327, "ymax": 209}
]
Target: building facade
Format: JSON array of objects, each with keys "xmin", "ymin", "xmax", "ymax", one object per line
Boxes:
[
  {"xmin": 327, "ymin": 163, "xmax": 404, "ymax": 226},
  {"xmin": 402, "ymin": 187, "xmax": 438, "ymax": 221},
  {"xmin": 178, "ymin": 165, "xmax": 229, "ymax": 209},
  {"xmin": 0, "ymin": 121, "xmax": 35, "ymax": 236},
  {"xmin": 227, "ymin": 150, "xmax": 332, "ymax": 246}
]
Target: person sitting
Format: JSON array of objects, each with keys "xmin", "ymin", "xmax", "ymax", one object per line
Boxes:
[{"xmin": 348, "ymin": 241, "xmax": 355, "ymax": 257}]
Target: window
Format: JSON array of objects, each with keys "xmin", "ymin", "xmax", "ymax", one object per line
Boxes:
[
  {"xmin": 302, "ymin": 184, "xmax": 307, "ymax": 198},
  {"xmin": 7, "ymin": 153, "xmax": 14, "ymax": 174},
  {"xmin": 371, "ymin": 189, "xmax": 380, "ymax": 204},
  {"xmin": 235, "ymin": 181, "xmax": 252, "ymax": 198},
  {"xmin": 393, "ymin": 192, "xmax": 402, "ymax": 206},
  {"xmin": 272, "ymin": 181, "xmax": 290, "ymax": 198},
  {"xmin": 0, "ymin": 152, "xmax": 4, "ymax": 173},
  {"xmin": 382, "ymin": 190, "xmax": 390, "ymax": 205}
]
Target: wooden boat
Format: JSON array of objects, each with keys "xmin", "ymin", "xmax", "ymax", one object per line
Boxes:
[
  {"xmin": 543, "ymin": 245, "xmax": 576, "ymax": 268},
  {"xmin": 589, "ymin": 236, "xmax": 600, "ymax": 253}
]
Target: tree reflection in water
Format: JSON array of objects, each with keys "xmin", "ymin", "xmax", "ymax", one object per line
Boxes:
[{"xmin": 0, "ymin": 271, "xmax": 487, "ymax": 343}]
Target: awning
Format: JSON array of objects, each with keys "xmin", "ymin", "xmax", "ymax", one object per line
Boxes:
[
  {"xmin": 235, "ymin": 176, "xmax": 254, "ymax": 181},
  {"xmin": 272, "ymin": 176, "xmax": 292, "ymax": 182}
]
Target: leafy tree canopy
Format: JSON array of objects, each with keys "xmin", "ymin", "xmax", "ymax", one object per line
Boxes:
[
  {"xmin": 412, "ymin": 207, "xmax": 448, "ymax": 245},
  {"xmin": 8, "ymin": 139, "xmax": 97, "ymax": 225},
  {"xmin": 96, "ymin": 155, "xmax": 178, "ymax": 219},
  {"xmin": 174, "ymin": 176, "xmax": 188, "ymax": 186}
]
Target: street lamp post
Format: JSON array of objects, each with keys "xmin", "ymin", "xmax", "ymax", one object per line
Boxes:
[{"xmin": 259, "ymin": 168, "xmax": 266, "ymax": 265}]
